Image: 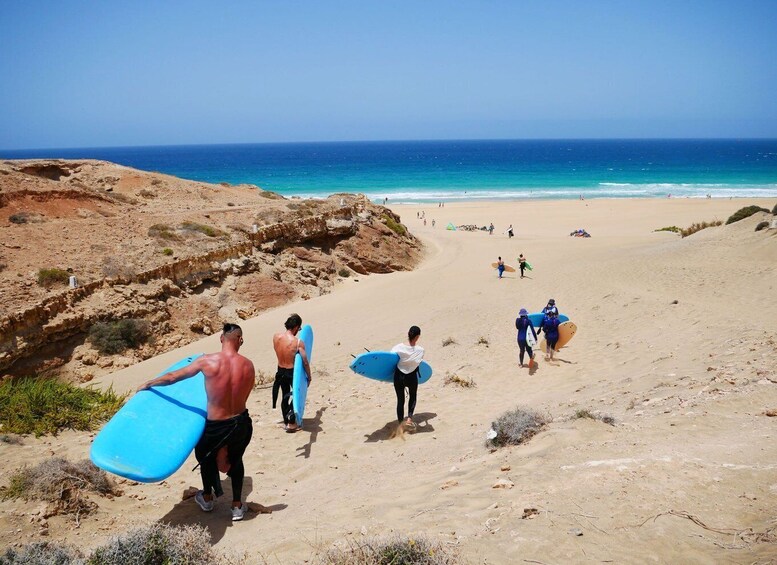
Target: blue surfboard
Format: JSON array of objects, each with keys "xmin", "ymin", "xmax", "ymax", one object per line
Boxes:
[
  {"xmin": 90, "ymin": 354, "xmax": 207, "ymax": 483},
  {"xmin": 349, "ymin": 351, "xmax": 433, "ymax": 384},
  {"xmin": 528, "ymin": 312, "xmax": 569, "ymax": 328},
  {"xmin": 292, "ymin": 325, "xmax": 313, "ymax": 425}
]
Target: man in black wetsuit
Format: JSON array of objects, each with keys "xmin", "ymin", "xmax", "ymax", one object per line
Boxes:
[
  {"xmin": 272, "ymin": 314, "xmax": 312, "ymax": 433},
  {"xmin": 138, "ymin": 323, "xmax": 255, "ymax": 521}
]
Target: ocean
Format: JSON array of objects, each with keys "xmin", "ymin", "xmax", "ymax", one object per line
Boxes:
[{"xmin": 3, "ymin": 139, "xmax": 777, "ymax": 203}]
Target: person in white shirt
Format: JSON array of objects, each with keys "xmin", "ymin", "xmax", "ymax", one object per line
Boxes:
[{"xmin": 390, "ymin": 326, "xmax": 424, "ymax": 428}]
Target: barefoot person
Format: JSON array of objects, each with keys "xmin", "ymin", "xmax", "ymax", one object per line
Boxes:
[
  {"xmin": 540, "ymin": 311, "xmax": 561, "ymax": 362},
  {"xmin": 518, "ymin": 254, "xmax": 528, "ymax": 278},
  {"xmin": 137, "ymin": 323, "xmax": 254, "ymax": 521},
  {"xmin": 272, "ymin": 313, "xmax": 312, "ymax": 433},
  {"xmin": 391, "ymin": 325, "xmax": 424, "ymax": 429},
  {"xmin": 497, "ymin": 256, "xmax": 505, "ymax": 279}
]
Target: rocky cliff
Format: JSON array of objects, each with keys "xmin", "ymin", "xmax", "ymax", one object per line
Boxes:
[{"xmin": 0, "ymin": 159, "xmax": 422, "ymax": 379}]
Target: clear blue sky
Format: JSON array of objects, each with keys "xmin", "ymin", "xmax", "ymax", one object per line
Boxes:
[{"xmin": 1, "ymin": 0, "xmax": 776, "ymax": 149}]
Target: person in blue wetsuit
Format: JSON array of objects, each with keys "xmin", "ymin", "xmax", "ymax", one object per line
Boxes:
[
  {"xmin": 539, "ymin": 310, "xmax": 561, "ymax": 361},
  {"xmin": 515, "ymin": 308, "xmax": 537, "ymax": 368},
  {"xmin": 497, "ymin": 256, "xmax": 505, "ymax": 279},
  {"xmin": 542, "ymin": 298, "xmax": 558, "ymax": 317}
]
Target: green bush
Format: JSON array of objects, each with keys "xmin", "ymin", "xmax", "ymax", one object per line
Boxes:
[
  {"xmin": 755, "ymin": 221, "xmax": 769, "ymax": 232},
  {"xmin": 654, "ymin": 226, "xmax": 680, "ymax": 233},
  {"xmin": 89, "ymin": 319, "xmax": 150, "ymax": 354},
  {"xmin": 148, "ymin": 223, "xmax": 180, "ymax": 241},
  {"xmin": 9, "ymin": 213, "xmax": 29, "ymax": 224},
  {"xmin": 162, "ymin": 247, "xmax": 174, "ymax": 256},
  {"xmin": 0, "ymin": 378, "xmax": 124, "ymax": 436},
  {"xmin": 487, "ymin": 406, "xmax": 550, "ymax": 448},
  {"xmin": 181, "ymin": 221, "xmax": 224, "ymax": 237},
  {"xmin": 382, "ymin": 215, "xmax": 407, "ymax": 236},
  {"xmin": 338, "ymin": 268, "xmax": 351, "ymax": 278},
  {"xmin": 726, "ymin": 205, "xmax": 769, "ymax": 225},
  {"xmin": 318, "ymin": 535, "xmax": 459, "ymax": 565},
  {"xmin": 37, "ymin": 267, "xmax": 70, "ymax": 287}
]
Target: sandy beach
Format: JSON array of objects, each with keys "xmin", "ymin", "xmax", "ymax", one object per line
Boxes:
[{"xmin": 2, "ymin": 197, "xmax": 776, "ymax": 563}]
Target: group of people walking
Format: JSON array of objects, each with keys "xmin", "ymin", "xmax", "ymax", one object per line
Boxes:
[
  {"xmin": 515, "ymin": 298, "xmax": 562, "ymax": 368},
  {"xmin": 137, "ymin": 315, "xmax": 425, "ymax": 522}
]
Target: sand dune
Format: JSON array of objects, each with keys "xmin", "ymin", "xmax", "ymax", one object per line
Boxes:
[{"xmin": 2, "ymin": 198, "xmax": 776, "ymax": 563}]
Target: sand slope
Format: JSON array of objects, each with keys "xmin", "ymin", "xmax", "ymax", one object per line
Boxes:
[{"xmin": 1, "ymin": 198, "xmax": 776, "ymax": 563}]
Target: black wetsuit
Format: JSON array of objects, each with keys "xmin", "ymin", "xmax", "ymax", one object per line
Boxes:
[
  {"xmin": 272, "ymin": 367, "xmax": 295, "ymax": 425},
  {"xmin": 393, "ymin": 367, "xmax": 419, "ymax": 422},
  {"xmin": 194, "ymin": 409, "xmax": 252, "ymax": 502}
]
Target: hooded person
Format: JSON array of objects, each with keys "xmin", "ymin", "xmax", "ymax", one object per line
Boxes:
[{"xmin": 515, "ymin": 308, "xmax": 538, "ymax": 368}]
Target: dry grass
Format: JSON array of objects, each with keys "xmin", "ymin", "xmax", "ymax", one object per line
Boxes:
[
  {"xmin": 487, "ymin": 406, "xmax": 550, "ymax": 448},
  {"xmin": 101, "ymin": 256, "xmax": 136, "ymax": 280},
  {"xmin": 181, "ymin": 221, "xmax": 225, "ymax": 237},
  {"xmin": 680, "ymin": 220, "xmax": 722, "ymax": 237},
  {"xmin": 316, "ymin": 535, "xmax": 460, "ymax": 565},
  {"xmin": 37, "ymin": 267, "xmax": 70, "ymax": 287},
  {"xmin": 441, "ymin": 337, "xmax": 457, "ymax": 347},
  {"xmin": 254, "ymin": 369, "xmax": 273, "ymax": 388},
  {"xmin": 476, "ymin": 336, "xmax": 489, "ymax": 346},
  {"xmin": 0, "ymin": 541, "xmax": 82, "ymax": 564},
  {"xmin": 444, "ymin": 373, "xmax": 476, "ymax": 388},
  {"xmin": 0, "ymin": 458, "xmax": 119, "ymax": 518},
  {"xmin": 572, "ymin": 409, "xmax": 615, "ymax": 425},
  {"xmin": 148, "ymin": 223, "xmax": 181, "ymax": 241}
]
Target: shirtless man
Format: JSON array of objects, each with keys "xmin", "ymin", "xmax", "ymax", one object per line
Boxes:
[
  {"xmin": 137, "ymin": 323, "xmax": 254, "ymax": 521},
  {"xmin": 272, "ymin": 313, "xmax": 312, "ymax": 433}
]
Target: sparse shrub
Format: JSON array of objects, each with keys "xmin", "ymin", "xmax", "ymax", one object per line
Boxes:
[
  {"xmin": 487, "ymin": 406, "xmax": 550, "ymax": 448},
  {"xmin": 148, "ymin": 223, "xmax": 181, "ymax": 241},
  {"xmin": 755, "ymin": 221, "xmax": 769, "ymax": 232},
  {"xmin": 318, "ymin": 535, "xmax": 459, "ymax": 565},
  {"xmin": 137, "ymin": 188, "xmax": 156, "ymax": 199},
  {"xmin": 382, "ymin": 215, "xmax": 407, "ymax": 236},
  {"xmin": 0, "ymin": 377, "xmax": 124, "ymax": 436},
  {"xmin": 338, "ymin": 268, "xmax": 351, "ymax": 278},
  {"xmin": 254, "ymin": 369, "xmax": 272, "ymax": 388},
  {"xmin": 0, "ymin": 434, "xmax": 22, "ymax": 445},
  {"xmin": 259, "ymin": 190, "xmax": 284, "ymax": 199},
  {"xmin": 726, "ymin": 205, "xmax": 769, "ymax": 225},
  {"xmin": 181, "ymin": 221, "xmax": 225, "ymax": 237},
  {"xmin": 0, "ymin": 541, "xmax": 82, "ymax": 564},
  {"xmin": 9, "ymin": 212, "xmax": 30, "ymax": 224},
  {"xmin": 89, "ymin": 318, "xmax": 150, "ymax": 355},
  {"xmin": 105, "ymin": 192, "xmax": 138, "ymax": 205},
  {"xmin": 772, "ymin": 203, "xmax": 777, "ymax": 215},
  {"xmin": 444, "ymin": 373, "xmax": 476, "ymax": 388},
  {"xmin": 572, "ymin": 409, "xmax": 615, "ymax": 426},
  {"xmin": 37, "ymin": 267, "xmax": 70, "ymax": 287},
  {"xmin": 162, "ymin": 247, "xmax": 174, "ymax": 256},
  {"xmin": 654, "ymin": 226, "xmax": 680, "ymax": 233},
  {"xmin": 0, "ymin": 262, "xmax": 7, "ymax": 272},
  {"xmin": 680, "ymin": 220, "xmax": 722, "ymax": 237},
  {"xmin": 101, "ymin": 256, "xmax": 136, "ymax": 280},
  {"xmin": 0, "ymin": 457, "xmax": 118, "ymax": 517},
  {"xmin": 441, "ymin": 337, "xmax": 456, "ymax": 347},
  {"xmin": 90, "ymin": 523, "xmax": 219, "ymax": 565},
  {"xmin": 476, "ymin": 336, "xmax": 489, "ymax": 346},
  {"xmin": 227, "ymin": 202, "xmax": 235, "ymax": 207}
]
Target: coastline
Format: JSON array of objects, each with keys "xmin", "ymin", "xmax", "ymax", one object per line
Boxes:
[{"xmin": 2, "ymin": 195, "xmax": 775, "ymax": 562}]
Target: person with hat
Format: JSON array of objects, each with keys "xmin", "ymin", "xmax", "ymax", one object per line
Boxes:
[
  {"xmin": 540, "ymin": 311, "xmax": 561, "ymax": 362},
  {"xmin": 515, "ymin": 308, "xmax": 538, "ymax": 368}
]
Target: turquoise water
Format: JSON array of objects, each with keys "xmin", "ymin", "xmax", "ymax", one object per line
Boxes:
[{"xmin": 4, "ymin": 139, "xmax": 777, "ymax": 202}]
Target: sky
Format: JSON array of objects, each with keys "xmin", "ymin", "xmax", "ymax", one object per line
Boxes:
[{"xmin": 1, "ymin": 0, "xmax": 776, "ymax": 149}]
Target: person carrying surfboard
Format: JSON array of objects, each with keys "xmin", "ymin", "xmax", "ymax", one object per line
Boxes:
[
  {"xmin": 497, "ymin": 256, "xmax": 505, "ymax": 279},
  {"xmin": 539, "ymin": 311, "xmax": 561, "ymax": 361},
  {"xmin": 518, "ymin": 254, "xmax": 527, "ymax": 278},
  {"xmin": 137, "ymin": 323, "xmax": 255, "ymax": 522},
  {"xmin": 391, "ymin": 325, "xmax": 425, "ymax": 430},
  {"xmin": 272, "ymin": 313, "xmax": 312, "ymax": 433},
  {"xmin": 515, "ymin": 308, "xmax": 538, "ymax": 368},
  {"xmin": 542, "ymin": 298, "xmax": 558, "ymax": 317}
]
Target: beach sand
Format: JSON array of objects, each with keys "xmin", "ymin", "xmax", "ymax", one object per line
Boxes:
[{"xmin": 2, "ymin": 198, "xmax": 776, "ymax": 562}]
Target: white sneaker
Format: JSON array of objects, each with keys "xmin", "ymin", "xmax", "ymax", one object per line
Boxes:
[
  {"xmin": 195, "ymin": 491, "xmax": 214, "ymax": 512},
  {"xmin": 231, "ymin": 503, "xmax": 246, "ymax": 522}
]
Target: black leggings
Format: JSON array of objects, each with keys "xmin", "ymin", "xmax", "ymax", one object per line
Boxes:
[
  {"xmin": 518, "ymin": 339, "xmax": 533, "ymax": 365},
  {"xmin": 273, "ymin": 367, "xmax": 295, "ymax": 425},
  {"xmin": 547, "ymin": 338, "xmax": 558, "ymax": 352},
  {"xmin": 519, "ymin": 264, "xmax": 525, "ymax": 276},
  {"xmin": 393, "ymin": 368, "xmax": 418, "ymax": 422},
  {"xmin": 194, "ymin": 410, "xmax": 253, "ymax": 502}
]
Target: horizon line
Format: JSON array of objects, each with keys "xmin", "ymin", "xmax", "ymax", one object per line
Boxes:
[{"xmin": 3, "ymin": 136, "xmax": 777, "ymax": 154}]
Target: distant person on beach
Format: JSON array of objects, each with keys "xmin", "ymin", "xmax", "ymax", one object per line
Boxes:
[
  {"xmin": 272, "ymin": 313, "xmax": 312, "ymax": 433},
  {"xmin": 489, "ymin": 223, "xmax": 494, "ymax": 235},
  {"xmin": 518, "ymin": 254, "xmax": 527, "ymax": 278},
  {"xmin": 432, "ymin": 219, "xmax": 436, "ymax": 228},
  {"xmin": 540, "ymin": 311, "xmax": 561, "ymax": 361},
  {"xmin": 515, "ymin": 308, "xmax": 537, "ymax": 368},
  {"xmin": 506, "ymin": 224, "xmax": 514, "ymax": 238},
  {"xmin": 391, "ymin": 325, "xmax": 424, "ymax": 429},
  {"xmin": 497, "ymin": 256, "xmax": 505, "ymax": 279},
  {"xmin": 137, "ymin": 323, "xmax": 254, "ymax": 521}
]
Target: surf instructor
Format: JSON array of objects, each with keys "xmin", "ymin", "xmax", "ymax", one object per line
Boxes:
[
  {"xmin": 272, "ymin": 313, "xmax": 312, "ymax": 433},
  {"xmin": 137, "ymin": 323, "xmax": 255, "ymax": 522}
]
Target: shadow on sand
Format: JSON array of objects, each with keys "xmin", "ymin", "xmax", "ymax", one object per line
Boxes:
[
  {"xmin": 296, "ymin": 406, "xmax": 326, "ymax": 459},
  {"xmin": 160, "ymin": 478, "xmax": 287, "ymax": 543},
  {"xmin": 364, "ymin": 412, "xmax": 437, "ymax": 443}
]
